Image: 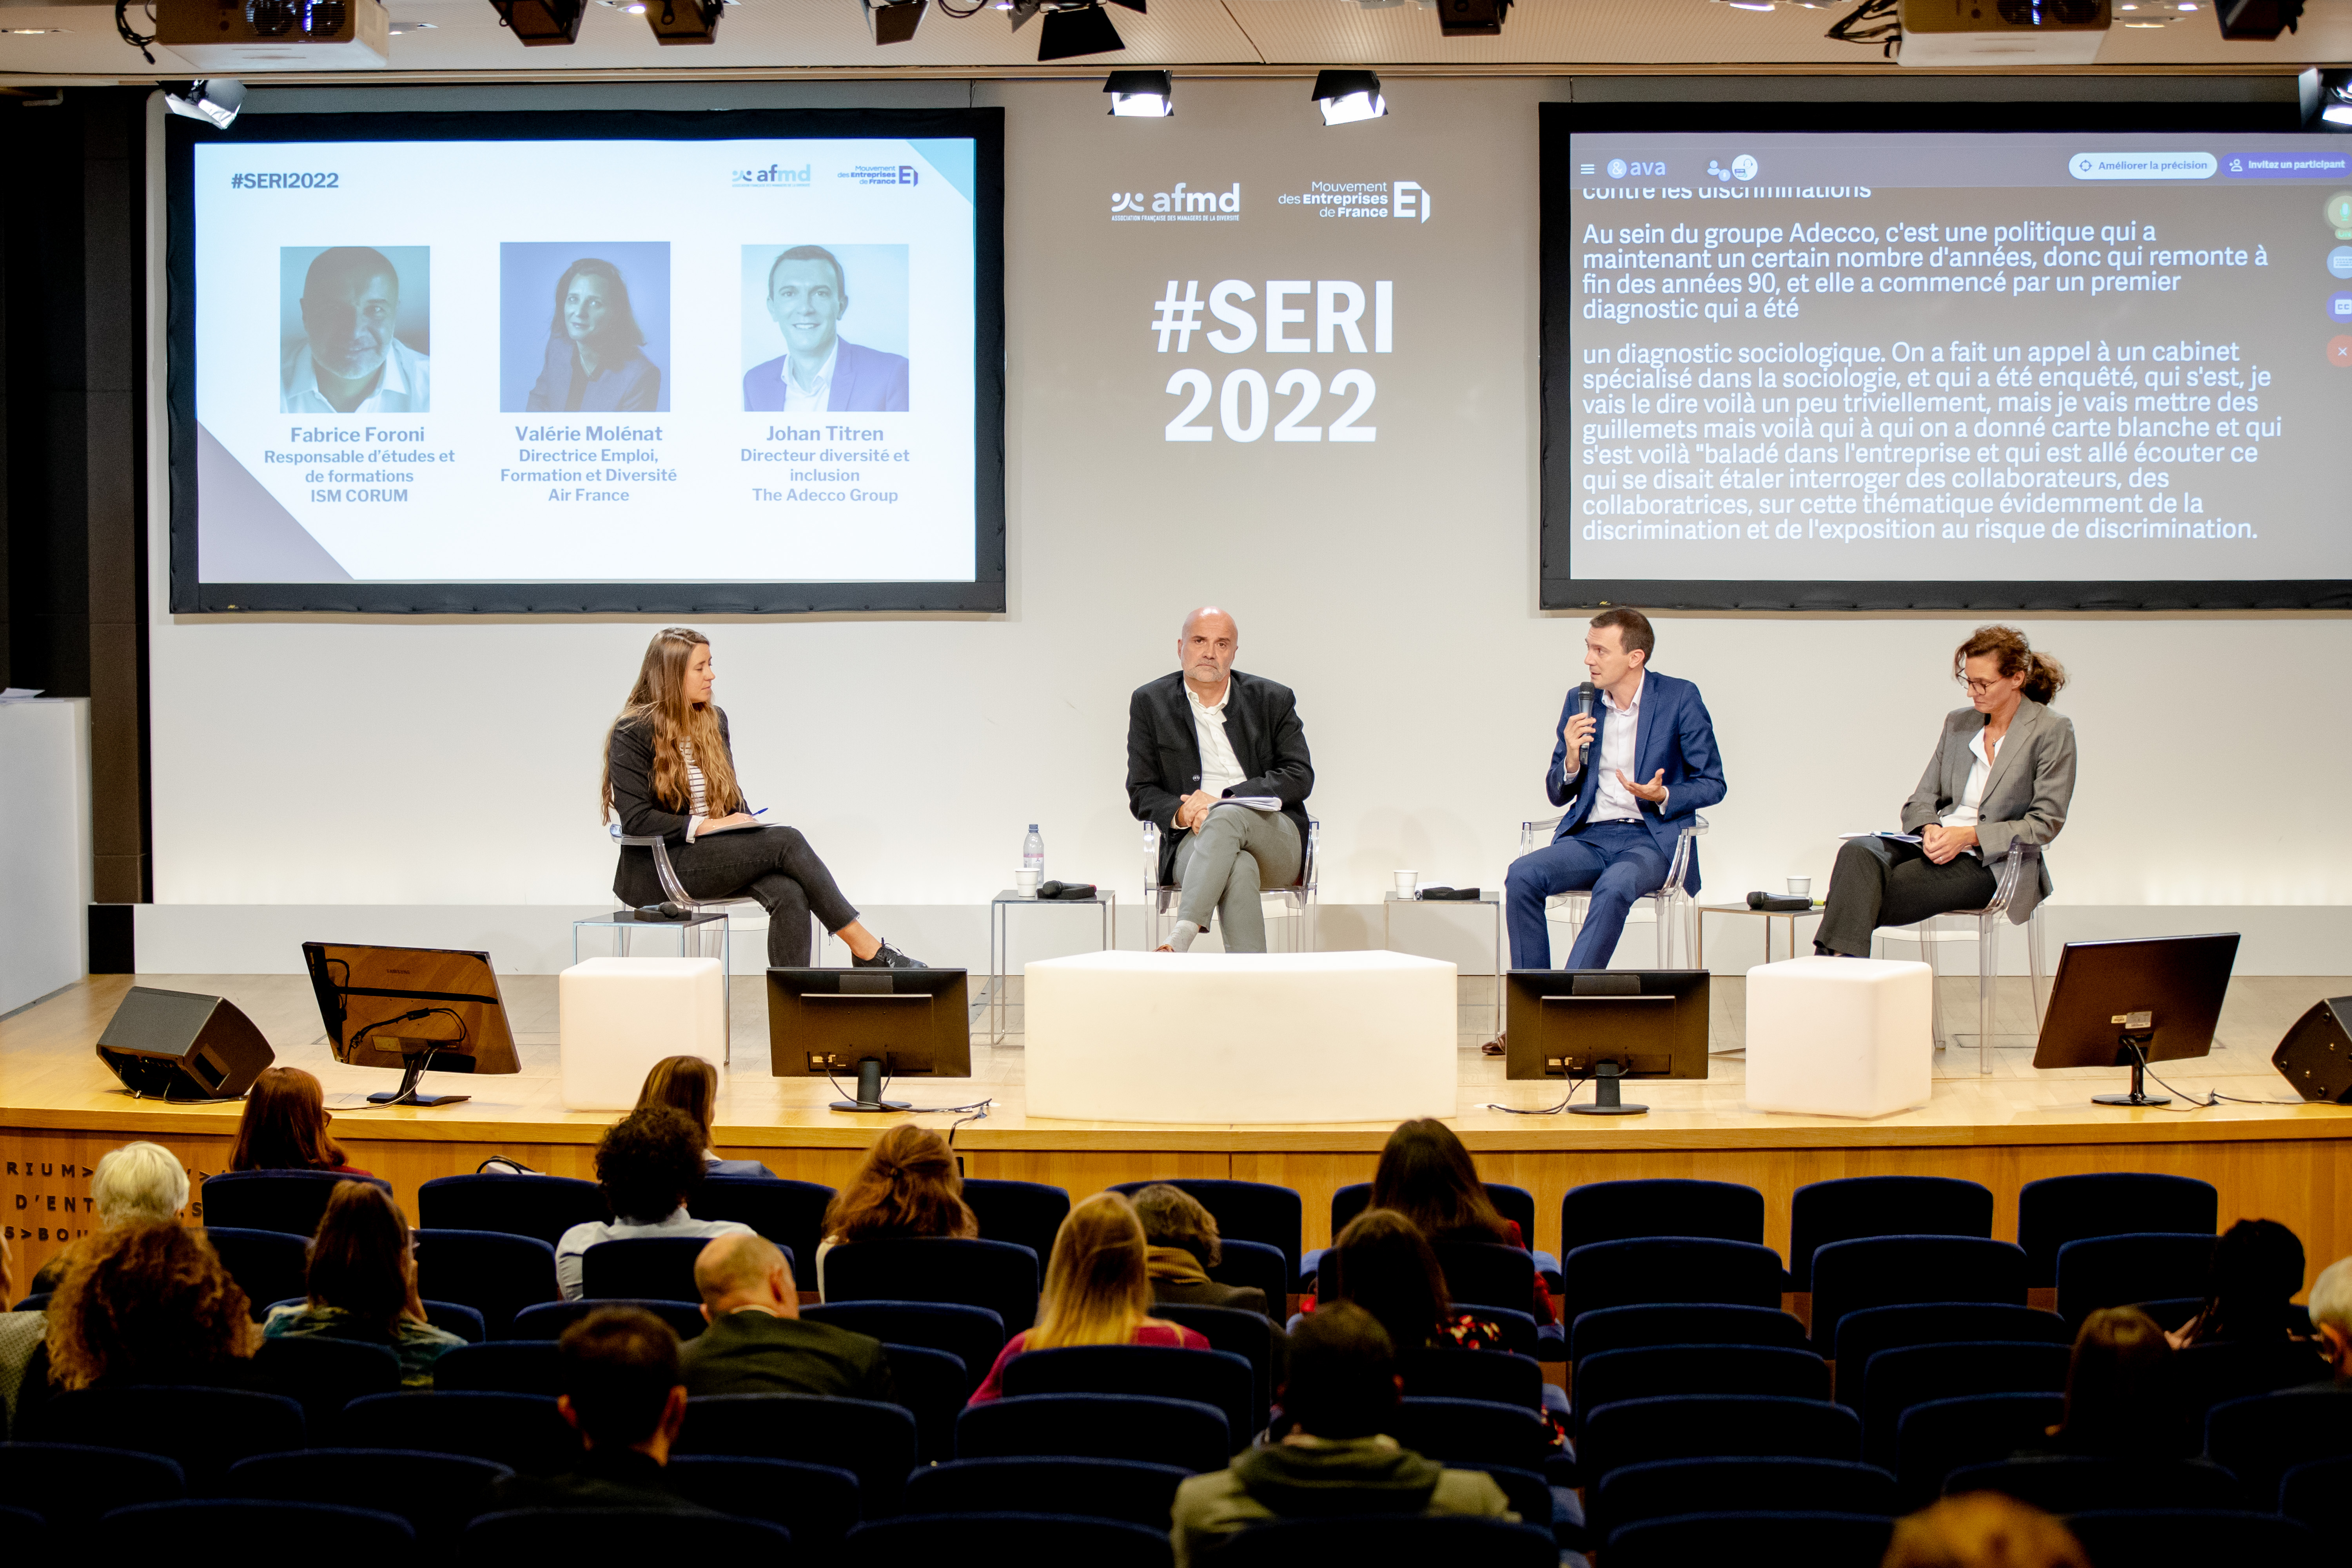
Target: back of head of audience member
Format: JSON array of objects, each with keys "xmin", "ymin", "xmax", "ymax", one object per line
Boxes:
[
  {"xmin": 557, "ymin": 1306, "xmax": 688, "ymax": 1460},
  {"xmin": 1882, "ymin": 1493, "xmax": 2091, "ymax": 1568},
  {"xmin": 636, "ymin": 1056, "xmax": 720, "ymax": 1153},
  {"xmin": 230, "ymin": 1066, "xmax": 348, "ymax": 1172},
  {"xmin": 1369, "ymin": 1119, "xmax": 1512, "ymax": 1246},
  {"xmin": 1132, "ymin": 1182, "xmax": 1223, "ymax": 1270},
  {"xmin": 694, "ymin": 1232, "xmax": 797, "ymax": 1321},
  {"xmin": 821, "ymin": 1124, "xmax": 977, "ymax": 1244},
  {"xmin": 91, "ymin": 1141, "xmax": 190, "ymax": 1227},
  {"xmin": 306, "ymin": 1180, "xmax": 426, "ymax": 1336},
  {"xmin": 1031, "ymin": 1191, "xmax": 1155, "ymax": 1351},
  {"xmin": 2307, "ymin": 1256, "xmax": 2352, "ymax": 1381},
  {"xmin": 2183, "ymin": 1217, "xmax": 2306, "ymax": 1345},
  {"xmin": 594, "ymin": 1105, "xmax": 707, "ymax": 1225},
  {"xmin": 47, "ymin": 1220, "xmax": 256, "ymax": 1390},
  {"xmin": 1328, "ymin": 1209, "xmax": 1451, "ymax": 1354},
  {"xmin": 1282, "ymin": 1303, "xmax": 1403, "ymax": 1441},
  {"xmin": 2054, "ymin": 1307, "xmax": 2182, "ymax": 1455}
]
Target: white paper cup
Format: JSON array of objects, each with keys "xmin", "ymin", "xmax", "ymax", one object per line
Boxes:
[
  {"xmin": 1393, "ymin": 870, "xmax": 1419, "ymax": 896},
  {"xmin": 1016, "ymin": 869, "xmax": 1041, "ymax": 895},
  {"xmin": 1787, "ymin": 877, "xmax": 1812, "ymax": 897}
]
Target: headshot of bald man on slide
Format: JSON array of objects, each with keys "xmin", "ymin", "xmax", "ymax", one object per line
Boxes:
[
  {"xmin": 742, "ymin": 245, "xmax": 910, "ymax": 414},
  {"xmin": 281, "ymin": 245, "xmax": 428, "ymax": 415}
]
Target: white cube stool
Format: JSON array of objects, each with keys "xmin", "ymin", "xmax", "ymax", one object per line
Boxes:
[
  {"xmin": 1025, "ymin": 950, "xmax": 1457, "ymax": 1125},
  {"xmin": 1745, "ymin": 956, "xmax": 1934, "ymax": 1118},
  {"xmin": 559, "ymin": 956, "xmax": 726, "ymax": 1111}
]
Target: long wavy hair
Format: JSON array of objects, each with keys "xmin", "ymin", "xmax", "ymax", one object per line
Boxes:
[
  {"xmin": 822, "ymin": 1125, "xmax": 978, "ymax": 1245},
  {"xmin": 1030, "ymin": 1191, "xmax": 1160, "ymax": 1351},
  {"xmin": 601, "ymin": 628, "xmax": 743, "ymax": 824},
  {"xmin": 1955, "ymin": 624, "xmax": 2067, "ymax": 706},
  {"xmin": 47, "ymin": 1221, "xmax": 256, "ymax": 1390},
  {"xmin": 1327, "ymin": 1208, "xmax": 1452, "ymax": 1354},
  {"xmin": 1369, "ymin": 1118, "xmax": 1512, "ymax": 1245},
  {"xmin": 230, "ymin": 1067, "xmax": 347, "ymax": 1172},
  {"xmin": 306, "ymin": 1180, "xmax": 426, "ymax": 1339}
]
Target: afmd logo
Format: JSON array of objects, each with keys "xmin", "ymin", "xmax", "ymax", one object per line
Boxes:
[
  {"xmin": 1111, "ymin": 181, "xmax": 1242, "ymax": 223},
  {"xmin": 732, "ymin": 164, "xmax": 812, "ymax": 188}
]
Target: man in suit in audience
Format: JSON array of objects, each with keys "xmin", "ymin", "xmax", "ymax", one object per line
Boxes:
[
  {"xmin": 479, "ymin": 1307, "xmax": 717, "ymax": 1515},
  {"xmin": 1127, "ymin": 606, "xmax": 1314, "ymax": 955},
  {"xmin": 681, "ymin": 1232, "xmax": 897, "ymax": 1401},
  {"xmin": 1169, "ymin": 1304, "xmax": 1511, "ymax": 1565}
]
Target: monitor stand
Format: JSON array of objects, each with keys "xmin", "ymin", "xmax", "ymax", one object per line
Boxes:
[
  {"xmin": 2091, "ymin": 1038, "xmax": 2169, "ymax": 1107},
  {"xmin": 830, "ymin": 1056, "xmax": 912, "ymax": 1114},
  {"xmin": 367, "ymin": 1055, "xmax": 470, "ymax": 1108},
  {"xmin": 1568, "ymin": 1060, "xmax": 1649, "ymax": 1116}
]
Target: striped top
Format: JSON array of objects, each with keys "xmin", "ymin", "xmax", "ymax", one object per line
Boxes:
[{"xmin": 680, "ymin": 739, "xmax": 709, "ymax": 820}]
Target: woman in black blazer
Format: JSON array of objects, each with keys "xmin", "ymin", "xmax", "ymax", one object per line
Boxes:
[{"xmin": 603, "ymin": 627, "xmax": 922, "ymax": 969}]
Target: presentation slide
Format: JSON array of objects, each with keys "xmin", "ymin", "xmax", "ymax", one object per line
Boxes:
[
  {"xmin": 169, "ymin": 111, "xmax": 1003, "ymax": 613},
  {"xmin": 1544, "ymin": 125, "xmax": 2352, "ymax": 608}
]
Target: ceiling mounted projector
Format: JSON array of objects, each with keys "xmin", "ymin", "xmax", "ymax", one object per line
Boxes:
[
  {"xmin": 1895, "ymin": 0, "xmax": 2110, "ymax": 65},
  {"xmin": 157, "ymin": 0, "xmax": 390, "ymax": 67}
]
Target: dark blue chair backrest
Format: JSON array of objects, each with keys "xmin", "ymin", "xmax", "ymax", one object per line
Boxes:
[
  {"xmin": 1573, "ymin": 1343, "xmax": 1829, "ymax": 1437},
  {"xmin": 1182, "ymin": 1513, "xmax": 1556, "ymax": 1568},
  {"xmin": 250, "ymin": 1334, "xmax": 402, "ymax": 1427},
  {"xmin": 960, "ymin": 1179, "xmax": 1071, "ymax": 1282},
  {"xmin": 2067, "ymin": 1509, "xmax": 2319, "ymax": 1568},
  {"xmin": 1429, "ymin": 1241, "xmax": 1534, "ymax": 1317},
  {"xmin": 225, "ymin": 1447, "xmax": 510, "ymax": 1546},
  {"xmin": 0, "ymin": 1503, "xmax": 41, "ymax": 1551},
  {"xmin": 1593, "ymin": 1457, "xmax": 1897, "ymax": 1550},
  {"xmin": 1562, "ymin": 1178, "xmax": 1766, "ymax": 1253},
  {"xmin": 883, "ymin": 1341, "xmax": 969, "ymax": 1463},
  {"xmin": 0, "ymin": 1441, "xmax": 184, "ymax": 1526},
  {"xmin": 201, "ymin": 1227, "xmax": 311, "ymax": 1320},
  {"xmin": 1578, "ymin": 1394, "xmax": 1862, "ymax": 1492},
  {"xmin": 1330, "ymin": 1180, "xmax": 1543, "ymax": 1252},
  {"xmin": 675, "ymin": 1392, "xmax": 918, "ymax": 1516},
  {"xmin": 1570, "ymin": 1302, "xmax": 1808, "ymax": 1363},
  {"xmin": 903, "ymin": 1457, "xmax": 1189, "ymax": 1529},
  {"xmin": 198, "ymin": 1171, "xmax": 391, "ymax": 1237},
  {"xmin": 2016, "ymin": 1172, "xmax": 2217, "ymax": 1289},
  {"xmin": 9, "ymin": 1293, "xmax": 49, "ymax": 1313},
  {"xmin": 412, "ymin": 1229, "xmax": 561, "ymax": 1340},
  {"xmin": 511, "ymin": 1298, "xmax": 706, "ymax": 1342},
  {"xmin": 466, "ymin": 1506, "xmax": 791, "ymax": 1558},
  {"xmin": 2206, "ymin": 1389, "xmax": 2352, "ymax": 1506},
  {"xmin": 423, "ymin": 1299, "xmax": 486, "ymax": 1343},
  {"xmin": 1148, "ymin": 1301, "xmax": 1283, "ymax": 1430},
  {"xmin": 2174, "ymin": 1338, "xmax": 2332, "ymax": 1423},
  {"xmin": 1894, "ymin": 1392, "xmax": 2064, "ymax": 1510},
  {"xmin": 2281, "ymin": 1454, "xmax": 2352, "ymax": 1550},
  {"xmin": 1942, "ymin": 1455, "xmax": 2247, "ymax": 1515},
  {"xmin": 1000, "ymin": 1345, "xmax": 1255, "ymax": 1455},
  {"xmin": 1789, "ymin": 1176, "xmax": 1994, "ymax": 1292},
  {"xmin": 1207, "ymin": 1237, "xmax": 1290, "ymax": 1313},
  {"xmin": 430, "ymin": 1340, "xmax": 563, "ymax": 1395},
  {"xmin": 2054, "ymin": 1231, "xmax": 2217, "ymax": 1327},
  {"xmin": 802, "ymin": 1299, "xmax": 1006, "ymax": 1397},
  {"xmin": 1808, "ymin": 1236, "xmax": 2028, "ymax": 1356},
  {"xmin": 338, "ymin": 1390, "xmax": 578, "ymax": 1475},
  {"xmin": 1562, "ymin": 1238, "xmax": 1785, "ymax": 1327},
  {"xmin": 1109, "ymin": 1179, "xmax": 1302, "ymax": 1287},
  {"xmin": 1860, "ymin": 1341, "xmax": 2071, "ymax": 1466},
  {"xmin": 1387, "ymin": 1395, "xmax": 1555, "ymax": 1472},
  {"xmin": 1402, "ymin": 1347, "xmax": 1544, "ymax": 1410},
  {"xmin": 843, "ymin": 1511, "xmax": 1174, "ymax": 1568},
  {"xmin": 956, "ymin": 1392, "xmax": 1230, "ymax": 1474},
  {"xmin": 666, "ymin": 1455, "xmax": 860, "ymax": 1553},
  {"xmin": 1831, "ymin": 1302, "xmax": 2069, "ymax": 1406},
  {"xmin": 582, "ymin": 1235, "xmax": 778, "ymax": 1304},
  {"xmin": 693, "ymin": 1176, "xmax": 833, "ymax": 1276},
  {"xmin": 1608, "ymin": 1510, "xmax": 1895, "ymax": 1568},
  {"xmin": 102, "ymin": 1499, "xmax": 412, "ymax": 1566},
  {"xmin": 822, "ymin": 1238, "xmax": 1041, "ymax": 1334},
  {"xmin": 42, "ymin": 1385, "xmax": 305, "ymax": 1489},
  {"xmin": 417, "ymin": 1173, "xmax": 606, "ymax": 1247}
]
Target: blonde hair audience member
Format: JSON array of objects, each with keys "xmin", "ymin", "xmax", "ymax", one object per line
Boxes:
[
  {"xmin": 1882, "ymin": 1493, "xmax": 2091, "ymax": 1568},
  {"xmin": 635, "ymin": 1056, "xmax": 775, "ymax": 1178}
]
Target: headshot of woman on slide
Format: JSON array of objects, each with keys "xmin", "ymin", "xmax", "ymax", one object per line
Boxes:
[
  {"xmin": 1814, "ymin": 624, "xmax": 2076, "ymax": 957},
  {"xmin": 528, "ymin": 257, "xmax": 661, "ymax": 414},
  {"xmin": 603, "ymin": 628, "xmax": 924, "ymax": 971}
]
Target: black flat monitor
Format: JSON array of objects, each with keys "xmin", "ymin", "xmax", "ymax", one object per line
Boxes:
[
  {"xmin": 2031, "ymin": 933, "xmax": 2240, "ymax": 1107},
  {"xmin": 302, "ymin": 941, "xmax": 521, "ymax": 1107},
  {"xmin": 768, "ymin": 967, "xmax": 972, "ymax": 1112},
  {"xmin": 1505, "ymin": 969, "xmax": 1710, "ymax": 1115}
]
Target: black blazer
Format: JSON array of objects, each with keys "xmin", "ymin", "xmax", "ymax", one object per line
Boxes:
[
  {"xmin": 607, "ymin": 710, "xmax": 739, "ymax": 905},
  {"xmin": 1126, "ymin": 670, "xmax": 1314, "ymax": 887}
]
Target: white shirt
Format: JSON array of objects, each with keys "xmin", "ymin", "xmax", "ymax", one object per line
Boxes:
[
  {"xmin": 781, "ymin": 340, "xmax": 839, "ymax": 414},
  {"xmin": 1585, "ymin": 673, "xmax": 1660, "ymax": 823},
  {"xmin": 1187, "ymin": 681, "xmax": 1250, "ymax": 798},
  {"xmin": 1939, "ymin": 727, "xmax": 2002, "ymax": 837},
  {"xmin": 280, "ymin": 336, "xmax": 430, "ymax": 414},
  {"xmin": 554, "ymin": 1207, "xmax": 753, "ymax": 1301}
]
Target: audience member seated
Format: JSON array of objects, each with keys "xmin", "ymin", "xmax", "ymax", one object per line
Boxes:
[
  {"xmin": 679, "ymin": 1232, "xmax": 895, "ymax": 1401},
  {"xmin": 1883, "ymin": 1493, "xmax": 2090, "ymax": 1568},
  {"xmin": 1365, "ymin": 1119, "xmax": 1552, "ymax": 1323},
  {"xmin": 1168, "ymin": 1303, "xmax": 1511, "ymax": 1567},
  {"xmin": 262, "ymin": 1180, "xmax": 463, "ymax": 1388},
  {"xmin": 0, "ymin": 1232, "xmax": 43, "ymax": 1438},
  {"xmin": 1134, "ymin": 1183, "xmax": 1269, "ymax": 1317},
  {"xmin": 30, "ymin": 1140, "xmax": 191, "ymax": 1294},
  {"xmin": 230, "ymin": 1067, "xmax": 374, "ymax": 1176},
  {"xmin": 2029, "ymin": 1306, "xmax": 2191, "ymax": 1458},
  {"xmin": 969, "ymin": 1191, "xmax": 1210, "ymax": 1405},
  {"xmin": 478, "ymin": 1307, "xmax": 718, "ymax": 1516},
  {"xmin": 636, "ymin": 1056, "xmax": 776, "ymax": 1179},
  {"xmin": 45, "ymin": 1221, "xmax": 258, "ymax": 1393},
  {"xmin": 555, "ymin": 1107, "xmax": 754, "ymax": 1301},
  {"xmin": 2170, "ymin": 1218, "xmax": 2309, "ymax": 1348},
  {"xmin": 814, "ymin": 1124, "xmax": 977, "ymax": 1299},
  {"xmin": 1323, "ymin": 1209, "xmax": 1516, "ymax": 1358},
  {"xmin": 2303, "ymin": 1255, "xmax": 2352, "ymax": 1389}
]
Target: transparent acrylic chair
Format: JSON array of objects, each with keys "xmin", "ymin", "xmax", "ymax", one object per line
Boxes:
[
  {"xmin": 1873, "ymin": 838, "xmax": 2047, "ymax": 1077},
  {"xmin": 603, "ymin": 822, "xmax": 824, "ymax": 961},
  {"xmin": 1142, "ymin": 816, "xmax": 1321, "ymax": 953},
  {"xmin": 1515, "ymin": 813, "xmax": 1708, "ymax": 967}
]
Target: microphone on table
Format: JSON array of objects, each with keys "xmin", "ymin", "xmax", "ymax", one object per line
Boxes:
[{"xmin": 1575, "ymin": 682, "xmax": 1596, "ymax": 770}]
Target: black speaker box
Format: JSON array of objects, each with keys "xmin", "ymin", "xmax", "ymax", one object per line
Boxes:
[
  {"xmin": 96, "ymin": 987, "xmax": 275, "ymax": 1101},
  {"xmin": 2272, "ymin": 996, "xmax": 2352, "ymax": 1103}
]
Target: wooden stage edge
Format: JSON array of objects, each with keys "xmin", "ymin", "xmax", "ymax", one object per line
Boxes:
[{"xmin": 8, "ymin": 974, "xmax": 2352, "ymax": 1290}]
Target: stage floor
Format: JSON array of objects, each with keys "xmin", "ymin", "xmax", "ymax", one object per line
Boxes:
[{"xmin": 6, "ymin": 972, "xmax": 2352, "ymax": 1290}]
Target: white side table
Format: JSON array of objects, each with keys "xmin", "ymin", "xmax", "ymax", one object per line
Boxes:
[
  {"xmin": 988, "ymin": 888, "xmax": 1116, "ymax": 1043},
  {"xmin": 1383, "ymin": 890, "xmax": 1504, "ymax": 1040},
  {"xmin": 573, "ymin": 909, "xmax": 732, "ymax": 1063}
]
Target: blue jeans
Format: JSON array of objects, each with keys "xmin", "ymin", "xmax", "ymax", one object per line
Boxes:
[{"xmin": 1505, "ymin": 820, "xmax": 1670, "ymax": 970}]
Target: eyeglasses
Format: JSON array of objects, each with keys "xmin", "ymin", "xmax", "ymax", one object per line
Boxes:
[{"xmin": 1959, "ymin": 677, "xmax": 2003, "ymax": 695}]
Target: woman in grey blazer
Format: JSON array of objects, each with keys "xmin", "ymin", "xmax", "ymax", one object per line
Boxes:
[{"xmin": 1815, "ymin": 626, "xmax": 2076, "ymax": 956}]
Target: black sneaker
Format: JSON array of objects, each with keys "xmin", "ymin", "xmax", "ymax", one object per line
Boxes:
[{"xmin": 853, "ymin": 940, "xmax": 928, "ymax": 969}]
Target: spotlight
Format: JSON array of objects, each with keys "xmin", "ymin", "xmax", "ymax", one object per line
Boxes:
[
  {"xmin": 163, "ymin": 78, "xmax": 245, "ymax": 127},
  {"xmin": 488, "ymin": 0, "xmax": 586, "ymax": 43},
  {"xmin": 2321, "ymin": 71, "xmax": 2352, "ymax": 128},
  {"xmin": 1105, "ymin": 68, "xmax": 1172, "ymax": 116},
  {"xmin": 2216, "ymin": 0, "xmax": 2300, "ymax": 38},
  {"xmin": 862, "ymin": 0, "xmax": 926, "ymax": 43},
  {"xmin": 1038, "ymin": 0, "xmax": 1129, "ymax": 60},
  {"xmin": 1435, "ymin": 0, "xmax": 1508, "ymax": 36},
  {"xmin": 644, "ymin": 0, "xmax": 721, "ymax": 42},
  {"xmin": 1311, "ymin": 69, "xmax": 1385, "ymax": 126}
]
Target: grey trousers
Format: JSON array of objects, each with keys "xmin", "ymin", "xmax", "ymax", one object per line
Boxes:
[
  {"xmin": 1172, "ymin": 806, "xmax": 1303, "ymax": 953},
  {"xmin": 1814, "ymin": 835, "xmax": 1996, "ymax": 958}
]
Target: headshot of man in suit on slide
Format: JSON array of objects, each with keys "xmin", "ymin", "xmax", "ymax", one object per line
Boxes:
[
  {"xmin": 279, "ymin": 244, "xmax": 429, "ymax": 415},
  {"xmin": 742, "ymin": 244, "xmax": 910, "ymax": 414}
]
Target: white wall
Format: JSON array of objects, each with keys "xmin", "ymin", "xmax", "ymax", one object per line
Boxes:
[{"xmin": 140, "ymin": 80, "xmax": 2352, "ymax": 975}]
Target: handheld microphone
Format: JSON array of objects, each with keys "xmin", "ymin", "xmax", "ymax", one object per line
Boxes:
[{"xmin": 1575, "ymin": 682, "xmax": 1596, "ymax": 770}]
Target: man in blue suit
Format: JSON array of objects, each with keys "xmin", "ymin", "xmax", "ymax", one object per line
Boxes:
[
  {"xmin": 742, "ymin": 245, "xmax": 911, "ymax": 413},
  {"xmin": 1506, "ymin": 608, "xmax": 1726, "ymax": 971}
]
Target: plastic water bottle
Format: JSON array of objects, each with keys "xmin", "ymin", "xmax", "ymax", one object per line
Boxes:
[{"xmin": 1023, "ymin": 824, "xmax": 1045, "ymax": 883}]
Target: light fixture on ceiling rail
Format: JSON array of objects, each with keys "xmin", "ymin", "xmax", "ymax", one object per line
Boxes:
[
  {"xmin": 1105, "ymin": 69, "xmax": 1172, "ymax": 116},
  {"xmin": 1021, "ymin": 0, "xmax": 1136, "ymax": 61},
  {"xmin": 2320, "ymin": 71, "xmax": 2352, "ymax": 128},
  {"xmin": 2216, "ymin": 0, "xmax": 2299, "ymax": 38},
  {"xmin": 863, "ymin": 0, "xmax": 927, "ymax": 44},
  {"xmin": 644, "ymin": 0, "xmax": 722, "ymax": 43},
  {"xmin": 1826, "ymin": 0, "xmax": 1898, "ymax": 54},
  {"xmin": 164, "ymin": 78, "xmax": 246, "ymax": 127},
  {"xmin": 1311, "ymin": 69, "xmax": 1385, "ymax": 126},
  {"xmin": 489, "ymin": 0, "xmax": 587, "ymax": 43},
  {"xmin": 1435, "ymin": 0, "xmax": 1507, "ymax": 37}
]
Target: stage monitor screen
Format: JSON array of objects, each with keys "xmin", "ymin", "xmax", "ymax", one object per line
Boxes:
[
  {"xmin": 1504, "ymin": 968, "xmax": 1710, "ymax": 1082},
  {"xmin": 767, "ymin": 966, "xmax": 972, "ymax": 1080},
  {"xmin": 168, "ymin": 108, "xmax": 1005, "ymax": 614},
  {"xmin": 1542, "ymin": 109, "xmax": 2352, "ymax": 610}
]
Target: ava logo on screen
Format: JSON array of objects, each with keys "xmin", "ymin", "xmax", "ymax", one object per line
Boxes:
[
  {"xmin": 731, "ymin": 163, "xmax": 812, "ymax": 188},
  {"xmin": 1111, "ymin": 181, "xmax": 1242, "ymax": 221}
]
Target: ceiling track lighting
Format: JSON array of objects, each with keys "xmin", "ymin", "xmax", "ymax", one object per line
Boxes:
[
  {"xmin": 644, "ymin": 0, "xmax": 722, "ymax": 42},
  {"xmin": 1105, "ymin": 69, "xmax": 1172, "ymax": 117},
  {"xmin": 489, "ymin": 0, "xmax": 586, "ymax": 43},
  {"xmin": 1311, "ymin": 69, "xmax": 1385, "ymax": 126},
  {"xmin": 163, "ymin": 76, "xmax": 245, "ymax": 127},
  {"xmin": 2216, "ymin": 0, "xmax": 2300, "ymax": 38},
  {"xmin": 1032, "ymin": 0, "xmax": 1137, "ymax": 61},
  {"xmin": 1434, "ymin": 0, "xmax": 1508, "ymax": 37},
  {"xmin": 862, "ymin": 0, "xmax": 927, "ymax": 43}
]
